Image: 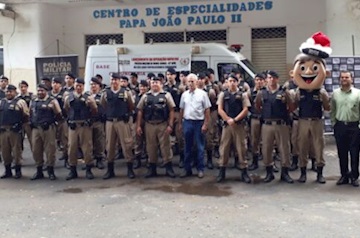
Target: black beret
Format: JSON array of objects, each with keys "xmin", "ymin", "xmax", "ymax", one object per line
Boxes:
[
  {"xmin": 167, "ymin": 68, "xmax": 176, "ymax": 75},
  {"xmin": 75, "ymin": 78, "xmax": 85, "ymax": 84},
  {"xmin": 52, "ymin": 77, "xmax": 63, "ymax": 84},
  {"xmin": 139, "ymin": 80, "xmax": 148, "ymax": 87},
  {"xmin": 0, "ymin": 75, "xmax": 8, "ymax": 81},
  {"xmin": 110, "ymin": 73, "xmax": 120, "ymax": 79},
  {"xmin": 95, "ymin": 74, "xmax": 103, "ymax": 79},
  {"xmin": 19, "ymin": 80, "xmax": 28, "ymax": 87},
  {"xmin": 266, "ymin": 70, "xmax": 279, "ymax": 79},
  {"xmin": 6, "ymin": 84, "xmax": 16, "ymax": 91},
  {"xmin": 90, "ymin": 77, "xmax": 102, "ymax": 85},
  {"xmin": 231, "ymin": 68, "xmax": 242, "ymax": 74},
  {"xmin": 66, "ymin": 73, "xmax": 75, "ymax": 79},
  {"xmin": 41, "ymin": 77, "xmax": 51, "ymax": 82},
  {"xmin": 120, "ymin": 76, "xmax": 129, "ymax": 81},
  {"xmin": 228, "ymin": 74, "xmax": 239, "ymax": 82},
  {"xmin": 207, "ymin": 68, "xmax": 215, "ymax": 74},
  {"xmin": 37, "ymin": 83, "xmax": 49, "ymax": 91},
  {"xmin": 152, "ymin": 76, "xmax": 162, "ymax": 81},
  {"xmin": 158, "ymin": 73, "xmax": 165, "ymax": 78},
  {"xmin": 197, "ymin": 72, "xmax": 206, "ymax": 79},
  {"xmin": 130, "ymin": 72, "xmax": 138, "ymax": 78},
  {"xmin": 180, "ymin": 71, "xmax": 189, "ymax": 76},
  {"xmin": 147, "ymin": 73, "xmax": 155, "ymax": 79},
  {"xmin": 255, "ymin": 73, "xmax": 266, "ymax": 80}
]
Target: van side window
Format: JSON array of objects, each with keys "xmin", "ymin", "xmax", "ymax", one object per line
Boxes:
[
  {"xmin": 217, "ymin": 63, "xmax": 253, "ymax": 86},
  {"xmin": 191, "ymin": 61, "xmax": 207, "ymax": 75}
]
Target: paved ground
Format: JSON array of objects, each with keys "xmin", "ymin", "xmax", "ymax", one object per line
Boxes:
[{"xmin": 0, "ymin": 136, "xmax": 359, "ymax": 238}]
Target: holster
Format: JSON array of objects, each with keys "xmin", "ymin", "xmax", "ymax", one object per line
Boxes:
[
  {"xmin": 10, "ymin": 123, "xmax": 22, "ymax": 133},
  {"xmin": 68, "ymin": 122, "xmax": 76, "ymax": 130}
]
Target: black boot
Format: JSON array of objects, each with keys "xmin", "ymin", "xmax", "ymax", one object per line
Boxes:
[
  {"xmin": 86, "ymin": 165, "xmax": 94, "ymax": 180},
  {"xmin": 64, "ymin": 156, "xmax": 70, "ymax": 169},
  {"xmin": 234, "ymin": 156, "xmax": 241, "ymax": 170},
  {"xmin": 214, "ymin": 146, "xmax": 220, "ymax": 158},
  {"xmin": 165, "ymin": 162, "xmax": 176, "ymax": 178},
  {"xmin": 280, "ymin": 167, "xmax": 294, "ymax": 184},
  {"xmin": 103, "ymin": 162, "xmax": 115, "ymax": 180},
  {"xmin": 47, "ymin": 166, "xmax": 56, "ymax": 180},
  {"xmin": 127, "ymin": 162, "xmax": 135, "ymax": 179},
  {"xmin": 206, "ymin": 150, "xmax": 214, "ymax": 170},
  {"xmin": 179, "ymin": 152, "xmax": 184, "ymax": 168},
  {"xmin": 298, "ymin": 167, "xmax": 307, "ymax": 183},
  {"xmin": 216, "ymin": 167, "xmax": 226, "ymax": 183},
  {"xmin": 133, "ymin": 155, "xmax": 142, "ymax": 169},
  {"xmin": 66, "ymin": 166, "xmax": 78, "ymax": 180},
  {"xmin": 96, "ymin": 157, "xmax": 105, "ymax": 170},
  {"xmin": 145, "ymin": 163, "xmax": 157, "ymax": 178},
  {"xmin": 1, "ymin": 165, "xmax": 13, "ymax": 179},
  {"xmin": 248, "ymin": 154, "xmax": 259, "ymax": 171},
  {"xmin": 316, "ymin": 166, "xmax": 326, "ymax": 184},
  {"xmin": 263, "ymin": 166, "xmax": 275, "ymax": 183},
  {"xmin": 273, "ymin": 163, "xmax": 279, "ymax": 173},
  {"xmin": 289, "ymin": 155, "xmax": 299, "ymax": 171},
  {"xmin": 310, "ymin": 158, "xmax": 316, "ymax": 171},
  {"xmin": 241, "ymin": 168, "xmax": 251, "ymax": 184},
  {"xmin": 14, "ymin": 165, "xmax": 22, "ymax": 179},
  {"xmin": 31, "ymin": 166, "xmax": 44, "ymax": 180}
]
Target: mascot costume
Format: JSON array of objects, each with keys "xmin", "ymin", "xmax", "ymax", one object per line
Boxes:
[{"xmin": 290, "ymin": 32, "xmax": 331, "ymax": 184}]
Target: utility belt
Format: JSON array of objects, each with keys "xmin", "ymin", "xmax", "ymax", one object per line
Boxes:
[
  {"xmin": 92, "ymin": 115, "xmax": 106, "ymax": 123},
  {"xmin": 263, "ymin": 119, "xmax": 288, "ymax": 126},
  {"xmin": 106, "ymin": 114, "xmax": 130, "ymax": 123},
  {"xmin": 0, "ymin": 123, "xmax": 22, "ymax": 133},
  {"xmin": 67, "ymin": 120, "xmax": 93, "ymax": 130},
  {"xmin": 146, "ymin": 120, "xmax": 166, "ymax": 125},
  {"xmin": 31, "ymin": 122, "xmax": 55, "ymax": 131},
  {"xmin": 250, "ymin": 114, "xmax": 262, "ymax": 120}
]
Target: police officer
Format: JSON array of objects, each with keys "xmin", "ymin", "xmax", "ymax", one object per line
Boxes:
[
  {"xmin": 30, "ymin": 84, "xmax": 62, "ymax": 180},
  {"xmin": 41, "ymin": 77, "xmax": 52, "ymax": 92},
  {"xmin": 137, "ymin": 76, "xmax": 176, "ymax": 178},
  {"xmin": 163, "ymin": 67, "xmax": 185, "ymax": 168},
  {"xmin": 255, "ymin": 70, "xmax": 294, "ymax": 183},
  {"xmin": 248, "ymin": 73, "xmax": 266, "ymax": 171},
  {"xmin": 64, "ymin": 78, "xmax": 97, "ymax": 180},
  {"xmin": 64, "ymin": 73, "xmax": 75, "ymax": 92},
  {"xmin": 129, "ymin": 72, "xmax": 140, "ymax": 95},
  {"xmin": 0, "ymin": 84, "xmax": 29, "ymax": 179},
  {"xmin": 216, "ymin": 74, "xmax": 251, "ymax": 183},
  {"xmin": 101, "ymin": 73, "xmax": 135, "ymax": 179},
  {"xmin": 0, "ymin": 75, "xmax": 8, "ymax": 99},
  {"xmin": 89, "ymin": 77, "xmax": 106, "ymax": 170}
]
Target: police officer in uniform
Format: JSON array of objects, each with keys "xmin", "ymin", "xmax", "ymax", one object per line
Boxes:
[
  {"xmin": 255, "ymin": 70, "xmax": 294, "ymax": 183},
  {"xmin": 41, "ymin": 77, "xmax": 52, "ymax": 92},
  {"xmin": 101, "ymin": 73, "xmax": 136, "ymax": 179},
  {"xmin": 248, "ymin": 73, "xmax": 266, "ymax": 171},
  {"xmin": 64, "ymin": 73, "xmax": 75, "ymax": 92},
  {"xmin": 30, "ymin": 84, "xmax": 62, "ymax": 180},
  {"xmin": 64, "ymin": 78, "xmax": 97, "ymax": 180},
  {"xmin": 0, "ymin": 84, "xmax": 29, "ymax": 179},
  {"xmin": 216, "ymin": 74, "xmax": 251, "ymax": 183},
  {"xmin": 137, "ymin": 76, "xmax": 176, "ymax": 178},
  {"xmin": 89, "ymin": 77, "xmax": 106, "ymax": 170},
  {"xmin": 0, "ymin": 75, "xmax": 8, "ymax": 98},
  {"xmin": 163, "ymin": 68, "xmax": 185, "ymax": 168},
  {"xmin": 129, "ymin": 72, "xmax": 140, "ymax": 95}
]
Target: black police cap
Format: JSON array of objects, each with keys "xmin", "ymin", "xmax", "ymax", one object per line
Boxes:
[
  {"xmin": 120, "ymin": 76, "xmax": 129, "ymax": 81},
  {"xmin": 139, "ymin": 80, "xmax": 148, "ymax": 87},
  {"xmin": 66, "ymin": 73, "xmax": 75, "ymax": 79},
  {"xmin": 6, "ymin": 84, "xmax": 16, "ymax": 91},
  {"xmin": 152, "ymin": 77, "xmax": 162, "ymax": 81},
  {"xmin": 52, "ymin": 77, "xmax": 63, "ymax": 84},
  {"xmin": 19, "ymin": 80, "xmax": 28, "ymax": 87},
  {"xmin": 0, "ymin": 75, "xmax": 8, "ymax": 81},
  {"xmin": 41, "ymin": 77, "xmax": 51, "ymax": 82},
  {"xmin": 167, "ymin": 67, "xmax": 176, "ymax": 75},
  {"xmin": 75, "ymin": 78, "xmax": 85, "ymax": 84},
  {"xmin": 130, "ymin": 72, "xmax": 138, "ymax": 78},
  {"xmin": 147, "ymin": 73, "xmax": 155, "ymax": 79},
  {"xmin": 90, "ymin": 77, "xmax": 102, "ymax": 85},
  {"xmin": 110, "ymin": 73, "xmax": 120, "ymax": 79},
  {"xmin": 228, "ymin": 74, "xmax": 239, "ymax": 82},
  {"xmin": 37, "ymin": 83, "xmax": 49, "ymax": 91},
  {"xmin": 197, "ymin": 72, "xmax": 207, "ymax": 79},
  {"xmin": 266, "ymin": 70, "xmax": 279, "ymax": 79}
]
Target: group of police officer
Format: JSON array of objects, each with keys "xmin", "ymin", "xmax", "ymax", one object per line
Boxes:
[{"xmin": 0, "ymin": 64, "xmax": 329, "ymax": 184}]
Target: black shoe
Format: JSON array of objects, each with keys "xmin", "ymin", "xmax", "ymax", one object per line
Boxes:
[
  {"xmin": 280, "ymin": 167, "xmax": 294, "ymax": 184},
  {"xmin": 289, "ymin": 155, "xmax": 298, "ymax": 171},
  {"xmin": 145, "ymin": 163, "xmax": 157, "ymax": 178},
  {"xmin": 66, "ymin": 166, "xmax": 78, "ymax": 180},
  {"xmin": 96, "ymin": 157, "xmax": 105, "ymax": 170},
  {"xmin": 214, "ymin": 146, "xmax": 220, "ymax": 159},
  {"xmin": 133, "ymin": 155, "xmax": 142, "ymax": 169},
  {"xmin": 234, "ymin": 156, "xmax": 241, "ymax": 170},
  {"xmin": 298, "ymin": 167, "xmax": 307, "ymax": 183},
  {"xmin": 216, "ymin": 167, "xmax": 226, "ymax": 183},
  {"xmin": 336, "ymin": 176, "xmax": 349, "ymax": 185},
  {"xmin": 241, "ymin": 168, "xmax": 251, "ymax": 184},
  {"xmin": 47, "ymin": 166, "xmax": 56, "ymax": 180},
  {"xmin": 178, "ymin": 153, "xmax": 184, "ymax": 168},
  {"xmin": 316, "ymin": 167, "xmax": 326, "ymax": 184},
  {"xmin": 207, "ymin": 150, "xmax": 214, "ymax": 170},
  {"xmin": 31, "ymin": 166, "xmax": 44, "ymax": 180},
  {"xmin": 127, "ymin": 162, "xmax": 135, "ymax": 179},
  {"xmin": 351, "ymin": 178, "xmax": 359, "ymax": 187},
  {"xmin": 103, "ymin": 162, "xmax": 115, "ymax": 180},
  {"xmin": 273, "ymin": 163, "xmax": 279, "ymax": 173},
  {"xmin": 180, "ymin": 169, "xmax": 193, "ymax": 178},
  {"xmin": 14, "ymin": 165, "xmax": 22, "ymax": 179},
  {"xmin": 86, "ymin": 165, "xmax": 95, "ymax": 180},
  {"xmin": 0, "ymin": 165, "xmax": 13, "ymax": 179},
  {"xmin": 248, "ymin": 155, "xmax": 259, "ymax": 171},
  {"xmin": 164, "ymin": 162, "xmax": 176, "ymax": 178},
  {"xmin": 263, "ymin": 166, "xmax": 274, "ymax": 183}
]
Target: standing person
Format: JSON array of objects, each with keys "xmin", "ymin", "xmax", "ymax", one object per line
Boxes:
[
  {"xmin": 101, "ymin": 73, "xmax": 135, "ymax": 180},
  {"xmin": 0, "ymin": 75, "xmax": 8, "ymax": 99},
  {"xmin": 179, "ymin": 73, "xmax": 211, "ymax": 178},
  {"xmin": 248, "ymin": 73, "xmax": 266, "ymax": 171},
  {"xmin": 0, "ymin": 85, "xmax": 29, "ymax": 179},
  {"xmin": 255, "ymin": 70, "xmax": 294, "ymax": 183},
  {"xmin": 89, "ymin": 77, "xmax": 106, "ymax": 170},
  {"xmin": 331, "ymin": 71, "xmax": 360, "ymax": 187},
  {"xmin": 41, "ymin": 77, "xmax": 52, "ymax": 92},
  {"xmin": 17, "ymin": 80, "xmax": 34, "ymax": 151},
  {"xmin": 30, "ymin": 84, "xmax": 62, "ymax": 180},
  {"xmin": 136, "ymin": 77, "xmax": 176, "ymax": 178},
  {"xmin": 129, "ymin": 72, "xmax": 140, "ymax": 95},
  {"xmin": 216, "ymin": 74, "xmax": 251, "ymax": 183},
  {"xmin": 64, "ymin": 73, "xmax": 75, "ymax": 92},
  {"xmin": 64, "ymin": 78, "xmax": 97, "ymax": 180}
]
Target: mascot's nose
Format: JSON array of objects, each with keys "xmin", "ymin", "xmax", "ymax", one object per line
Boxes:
[{"xmin": 305, "ymin": 67, "xmax": 313, "ymax": 74}]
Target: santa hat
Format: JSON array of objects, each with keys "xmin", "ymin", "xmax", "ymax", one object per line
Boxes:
[{"xmin": 299, "ymin": 32, "xmax": 332, "ymax": 58}]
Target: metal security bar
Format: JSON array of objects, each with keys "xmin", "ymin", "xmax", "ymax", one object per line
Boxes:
[
  {"xmin": 145, "ymin": 30, "xmax": 227, "ymax": 43},
  {"xmin": 251, "ymin": 27, "xmax": 286, "ymax": 39}
]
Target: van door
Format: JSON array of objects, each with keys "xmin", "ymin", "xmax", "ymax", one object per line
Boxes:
[
  {"xmin": 191, "ymin": 56, "xmax": 210, "ymax": 75},
  {"xmin": 85, "ymin": 58, "xmax": 117, "ymax": 91}
]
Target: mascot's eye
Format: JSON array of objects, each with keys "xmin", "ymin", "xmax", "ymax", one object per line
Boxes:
[
  {"xmin": 300, "ymin": 65, "xmax": 306, "ymax": 71},
  {"xmin": 312, "ymin": 64, "xmax": 319, "ymax": 72}
]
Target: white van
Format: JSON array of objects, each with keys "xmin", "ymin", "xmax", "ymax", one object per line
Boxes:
[{"xmin": 84, "ymin": 42, "xmax": 257, "ymax": 90}]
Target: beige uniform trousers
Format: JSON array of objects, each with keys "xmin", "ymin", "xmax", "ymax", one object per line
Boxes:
[{"xmin": 32, "ymin": 125, "xmax": 56, "ymax": 167}]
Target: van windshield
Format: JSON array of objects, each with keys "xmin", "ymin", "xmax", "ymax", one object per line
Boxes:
[{"xmin": 241, "ymin": 59, "xmax": 258, "ymax": 75}]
